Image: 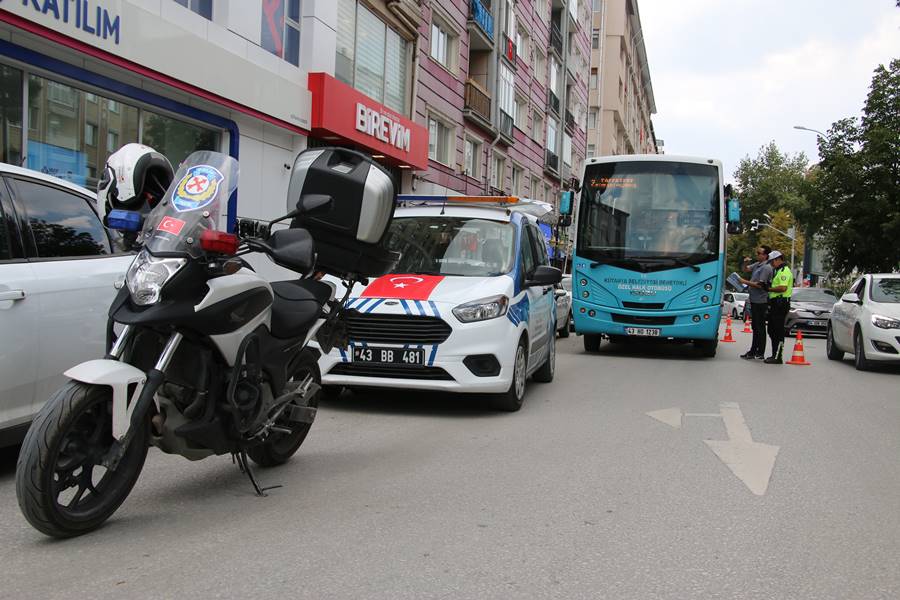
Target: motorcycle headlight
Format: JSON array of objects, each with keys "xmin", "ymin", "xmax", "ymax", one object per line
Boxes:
[
  {"xmin": 126, "ymin": 250, "xmax": 187, "ymax": 306},
  {"xmin": 871, "ymin": 314, "xmax": 900, "ymax": 329},
  {"xmin": 452, "ymin": 295, "xmax": 509, "ymax": 323}
]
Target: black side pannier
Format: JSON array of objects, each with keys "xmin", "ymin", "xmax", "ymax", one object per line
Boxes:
[{"xmin": 287, "ymin": 147, "xmax": 399, "ymax": 278}]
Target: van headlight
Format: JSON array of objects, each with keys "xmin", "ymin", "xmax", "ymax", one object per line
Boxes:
[
  {"xmin": 126, "ymin": 249, "xmax": 187, "ymax": 306},
  {"xmin": 453, "ymin": 295, "xmax": 509, "ymax": 323},
  {"xmin": 871, "ymin": 314, "xmax": 900, "ymax": 329}
]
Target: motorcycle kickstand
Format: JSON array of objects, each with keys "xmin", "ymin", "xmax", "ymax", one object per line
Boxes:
[{"xmin": 232, "ymin": 451, "xmax": 282, "ymax": 497}]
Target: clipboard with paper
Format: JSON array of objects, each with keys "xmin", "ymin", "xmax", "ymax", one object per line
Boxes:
[{"xmin": 726, "ymin": 272, "xmax": 747, "ymax": 291}]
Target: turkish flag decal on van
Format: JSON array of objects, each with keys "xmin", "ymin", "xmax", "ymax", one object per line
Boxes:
[{"xmin": 360, "ymin": 275, "xmax": 445, "ymax": 300}]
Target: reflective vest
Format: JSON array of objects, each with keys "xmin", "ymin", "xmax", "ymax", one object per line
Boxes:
[{"xmin": 768, "ymin": 265, "xmax": 794, "ymax": 299}]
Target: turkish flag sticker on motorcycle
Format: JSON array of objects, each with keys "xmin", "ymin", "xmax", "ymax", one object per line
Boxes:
[
  {"xmin": 157, "ymin": 216, "xmax": 186, "ymax": 236},
  {"xmin": 360, "ymin": 274, "xmax": 445, "ymax": 300}
]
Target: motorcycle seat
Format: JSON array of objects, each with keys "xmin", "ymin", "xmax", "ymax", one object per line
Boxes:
[{"xmin": 269, "ymin": 279, "xmax": 331, "ymax": 339}]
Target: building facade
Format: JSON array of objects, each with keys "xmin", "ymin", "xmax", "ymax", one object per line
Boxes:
[
  {"xmin": 586, "ymin": 0, "xmax": 657, "ymax": 157},
  {"xmin": 0, "ymin": 0, "xmax": 591, "ymax": 240},
  {"xmin": 415, "ymin": 0, "xmax": 591, "ymax": 208}
]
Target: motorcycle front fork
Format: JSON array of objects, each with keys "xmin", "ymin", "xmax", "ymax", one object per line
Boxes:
[{"xmin": 103, "ymin": 325, "xmax": 184, "ymax": 470}]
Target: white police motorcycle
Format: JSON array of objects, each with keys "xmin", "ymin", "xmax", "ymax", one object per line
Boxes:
[{"xmin": 16, "ymin": 147, "xmax": 399, "ymax": 538}]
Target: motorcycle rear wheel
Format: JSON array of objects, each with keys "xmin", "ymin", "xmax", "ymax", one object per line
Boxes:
[
  {"xmin": 247, "ymin": 351, "xmax": 320, "ymax": 467},
  {"xmin": 16, "ymin": 381, "xmax": 149, "ymax": 538}
]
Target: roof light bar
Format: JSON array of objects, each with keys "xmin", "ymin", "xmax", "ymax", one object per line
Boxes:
[{"xmin": 397, "ymin": 195, "xmax": 520, "ymax": 204}]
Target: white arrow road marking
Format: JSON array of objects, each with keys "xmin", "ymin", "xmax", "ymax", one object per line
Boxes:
[
  {"xmin": 646, "ymin": 408, "xmax": 683, "ymax": 429},
  {"xmin": 646, "ymin": 402, "xmax": 780, "ymax": 496},
  {"xmin": 704, "ymin": 402, "xmax": 779, "ymax": 496}
]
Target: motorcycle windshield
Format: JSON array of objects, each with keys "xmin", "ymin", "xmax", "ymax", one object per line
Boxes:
[{"xmin": 140, "ymin": 151, "xmax": 239, "ymax": 258}]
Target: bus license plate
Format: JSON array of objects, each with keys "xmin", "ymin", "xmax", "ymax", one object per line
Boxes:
[
  {"xmin": 625, "ymin": 327, "xmax": 661, "ymax": 337},
  {"xmin": 353, "ymin": 346, "xmax": 424, "ymax": 365}
]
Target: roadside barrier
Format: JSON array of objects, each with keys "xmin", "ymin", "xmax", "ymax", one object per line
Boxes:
[
  {"xmin": 742, "ymin": 316, "xmax": 752, "ymax": 333},
  {"xmin": 721, "ymin": 317, "xmax": 736, "ymax": 343},
  {"xmin": 786, "ymin": 330, "xmax": 811, "ymax": 366}
]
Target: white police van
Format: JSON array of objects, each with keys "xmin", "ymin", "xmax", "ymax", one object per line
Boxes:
[{"xmin": 318, "ymin": 195, "xmax": 562, "ymax": 411}]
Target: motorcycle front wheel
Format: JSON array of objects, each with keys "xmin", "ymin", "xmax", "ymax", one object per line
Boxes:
[
  {"xmin": 16, "ymin": 381, "xmax": 149, "ymax": 538},
  {"xmin": 247, "ymin": 350, "xmax": 320, "ymax": 467}
]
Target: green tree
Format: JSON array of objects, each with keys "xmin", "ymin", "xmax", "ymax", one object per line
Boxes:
[
  {"xmin": 809, "ymin": 59, "xmax": 900, "ymax": 275},
  {"xmin": 726, "ymin": 143, "xmax": 810, "ymax": 276}
]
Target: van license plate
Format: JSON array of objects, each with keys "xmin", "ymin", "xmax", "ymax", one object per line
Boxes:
[
  {"xmin": 353, "ymin": 346, "xmax": 425, "ymax": 365},
  {"xmin": 625, "ymin": 327, "xmax": 660, "ymax": 337}
]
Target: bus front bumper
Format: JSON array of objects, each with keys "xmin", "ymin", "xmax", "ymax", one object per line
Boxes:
[{"xmin": 572, "ymin": 302, "xmax": 722, "ymax": 340}]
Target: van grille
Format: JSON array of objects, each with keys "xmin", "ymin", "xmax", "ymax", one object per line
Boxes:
[
  {"xmin": 345, "ymin": 313, "xmax": 452, "ymax": 345},
  {"xmin": 328, "ymin": 363, "xmax": 453, "ymax": 380}
]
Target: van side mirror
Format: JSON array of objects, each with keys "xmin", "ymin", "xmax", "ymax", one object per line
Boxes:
[{"xmin": 526, "ymin": 265, "xmax": 562, "ymax": 287}]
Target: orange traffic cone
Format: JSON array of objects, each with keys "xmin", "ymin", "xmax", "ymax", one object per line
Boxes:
[
  {"xmin": 721, "ymin": 316, "xmax": 736, "ymax": 342},
  {"xmin": 786, "ymin": 330, "xmax": 811, "ymax": 365},
  {"xmin": 742, "ymin": 316, "xmax": 752, "ymax": 333}
]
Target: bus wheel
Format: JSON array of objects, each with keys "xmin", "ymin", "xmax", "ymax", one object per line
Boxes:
[
  {"xmin": 694, "ymin": 339, "xmax": 718, "ymax": 357},
  {"xmin": 584, "ymin": 334, "xmax": 602, "ymax": 352}
]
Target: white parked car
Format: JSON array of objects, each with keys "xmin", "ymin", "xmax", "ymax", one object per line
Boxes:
[
  {"xmin": 555, "ymin": 274, "xmax": 572, "ymax": 338},
  {"xmin": 0, "ymin": 164, "xmax": 132, "ymax": 445},
  {"xmin": 318, "ymin": 196, "xmax": 562, "ymax": 411},
  {"xmin": 722, "ymin": 291, "xmax": 748, "ymax": 320},
  {"xmin": 827, "ymin": 274, "xmax": 900, "ymax": 370}
]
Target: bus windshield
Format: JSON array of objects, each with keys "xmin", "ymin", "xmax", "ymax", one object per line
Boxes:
[{"xmin": 577, "ymin": 161, "xmax": 720, "ymax": 266}]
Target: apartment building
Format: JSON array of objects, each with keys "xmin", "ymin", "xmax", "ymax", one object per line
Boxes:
[
  {"xmin": 416, "ymin": 0, "xmax": 592, "ymax": 210},
  {"xmin": 586, "ymin": 0, "xmax": 657, "ymax": 157},
  {"xmin": 0, "ymin": 0, "xmax": 590, "ymax": 238}
]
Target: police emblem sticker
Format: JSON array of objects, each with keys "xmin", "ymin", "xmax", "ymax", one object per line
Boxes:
[{"xmin": 172, "ymin": 165, "xmax": 224, "ymax": 213}]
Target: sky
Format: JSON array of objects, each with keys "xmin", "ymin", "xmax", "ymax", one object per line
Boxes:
[{"xmin": 638, "ymin": 0, "xmax": 900, "ymax": 183}]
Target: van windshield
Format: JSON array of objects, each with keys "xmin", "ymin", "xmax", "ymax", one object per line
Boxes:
[{"xmin": 383, "ymin": 216, "xmax": 516, "ymax": 277}]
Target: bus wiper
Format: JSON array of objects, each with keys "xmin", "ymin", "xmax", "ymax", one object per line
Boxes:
[
  {"xmin": 590, "ymin": 258, "xmax": 645, "ymax": 271},
  {"xmin": 664, "ymin": 258, "xmax": 700, "ymax": 272}
]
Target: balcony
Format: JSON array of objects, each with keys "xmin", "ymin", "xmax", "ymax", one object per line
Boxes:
[
  {"xmin": 547, "ymin": 92, "xmax": 560, "ymax": 116},
  {"xmin": 463, "ymin": 80, "xmax": 492, "ymax": 130},
  {"xmin": 545, "ymin": 150, "xmax": 560, "ymax": 175},
  {"xmin": 468, "ymin": 0, "xmax": 494, "ymax": 49},
  {"xmin": 550, "ymin": 25, "xmax": 563, "ymax": 57},
  {"xmin": 565, "ymin": 109, "xmax": 576, "ymax": 132}
]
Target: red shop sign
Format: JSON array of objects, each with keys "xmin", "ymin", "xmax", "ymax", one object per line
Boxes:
[{"xmin": 307, "ymin": 72, "xmax": 428, "ymax": 170}]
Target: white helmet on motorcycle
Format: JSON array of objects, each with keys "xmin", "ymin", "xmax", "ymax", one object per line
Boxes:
[{"xmin": 98, "ymin": 143, "xmax": 174, "ymax": 217}]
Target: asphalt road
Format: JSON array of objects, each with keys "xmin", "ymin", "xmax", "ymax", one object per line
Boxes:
[{"xmin": 1, "ymin": 325, "xmax": 898, "ymax": 600}]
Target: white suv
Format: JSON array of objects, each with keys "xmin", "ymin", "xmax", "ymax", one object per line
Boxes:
[{"xmin": 0, "ymin": 164, "xmax": 132, "ymax": 446}]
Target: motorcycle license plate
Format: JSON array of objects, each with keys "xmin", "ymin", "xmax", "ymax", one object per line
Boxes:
[
  {"xmin": 625, "ymin": 327, "xmax": 661, "ymax": 337},
  {"xmin": 353, "ymin": 346, "xmax": 425, "ymax": 365}
]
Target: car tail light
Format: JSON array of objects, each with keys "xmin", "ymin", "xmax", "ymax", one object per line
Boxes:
[{"xmin": 200, "ymin": 230, "xmax": 239, "ymax": 255}]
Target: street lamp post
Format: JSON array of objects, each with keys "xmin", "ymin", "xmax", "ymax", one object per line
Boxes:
[
  {"xmin": 792, "ymin": 125, "xmax": 831, "ymax": 285},
  {"xmin": 792, "ymin": 125, "xmax": 829, "ymax": 139},
  {"xmin": 761, "ymin": 215, "xmax": 798, "ymax": 281}
]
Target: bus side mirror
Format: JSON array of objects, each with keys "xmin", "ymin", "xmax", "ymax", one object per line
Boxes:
[{"xmin": 559, "ymin": 191, "xmax": 574, "ymax": 216}]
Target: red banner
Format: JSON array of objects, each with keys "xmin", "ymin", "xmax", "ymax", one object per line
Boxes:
[{"xmin": 360, "ymin": 274, "xmax": 445, "ymax": 300}]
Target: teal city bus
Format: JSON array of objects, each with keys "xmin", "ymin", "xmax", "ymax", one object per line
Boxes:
[{"xmin": 563, "ymin": 155, "xmax": 742, "ymax": 357}]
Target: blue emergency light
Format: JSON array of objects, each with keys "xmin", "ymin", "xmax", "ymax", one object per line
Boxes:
[{"xmin": 107, "ymin": 209, "xmax": 143, "ymax": 231}]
